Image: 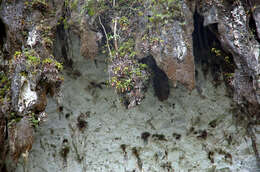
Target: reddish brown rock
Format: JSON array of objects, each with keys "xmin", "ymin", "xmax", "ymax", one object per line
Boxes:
[
  {"xmin": 80, "ymin": 29, "xmax": 99, "ymax": 60},
  {"xmin": 135, "ymin": 0, "xmax": 196, "ymax": 91},
  {"xmin": 163, "ymin": 51, "xmax": 195, "ymax": 91},
  {"xmin": 80, "ymin": 19, "xmax": 99, "ymax": 60},
  {"xmin": 9, "ymin": 117, "xmax": 34, "ymax": 162}
]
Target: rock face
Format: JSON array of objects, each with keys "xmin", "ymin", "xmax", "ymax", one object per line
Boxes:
[
  {"xmin": 198, "ymin": 0, "xmax": 260, "ymax": 105},
  {"xmin": 251, "ymin": 0, "xmax": 260, "ymax": 40},
  {"xmin": 135, "ymin": 0, "xmax": 196, "ymax": 91},
  {"xmin": 80, "ymin": 22, "xmax": 99, "ymax": 60},
  {"xmin": 12, "ymin": 50, "xmax": 259, "ymax": 172},
  {"xmin": 0, "ymin": 0, "xmax": 64, "ymax": 168},
  {"xmin": 0, "ymin": 111, "xmax": 6, "ymax": 165},
  {"xmin": 151, "ymin": 2, "xmax": 195, "ymax": 91},
  {"xmin": 0, "ymin": 0, "xmax": 259, "ymax": 171},
  {"xmin": 9, "ymin": 117, "xmax": 34, "ymax": 162},
  {"xmin": 198, "ymin": 0, "xmax": 260, "ymax": 165}
]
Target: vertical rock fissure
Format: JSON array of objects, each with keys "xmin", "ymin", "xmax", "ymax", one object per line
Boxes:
[
  {"xmin": 54, "ymin": 24, "xmax": 72, "ymax": 68},
  {"xmin": 0, "ymin": 18, "xmax": 6, "ymax": 51},
  {"xmin": 249, "ymin": 14, "xmax": 260, "ymax": 44},
  {"xmin": 192, "ymin": 10, "xmax": 235, "ymax": 87}
]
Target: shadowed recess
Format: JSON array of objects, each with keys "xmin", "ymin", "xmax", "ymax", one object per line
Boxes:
[
  {"xmin": 140, "ymin": 56, "xmax": 170, "ymax": 101},
  {"xmin": 192, "ymin": 10, "xmax": 235, "ymax": 87},
  {"xmin": 0, "ymin": 19, "xmax": 6, "ymax": 50}
]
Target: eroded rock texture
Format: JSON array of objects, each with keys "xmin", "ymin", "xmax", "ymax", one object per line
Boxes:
[
  {"xmin": 136, "ymin": 0, "xmax": 196, "ymax": 91},
  {"xmin": 197, "ymin": 0, "xmax": 260, "ymax": 165},
  {"xmin": 0, "ymin": 0, "xmax": 64, "ymax": 168},
  {"xmin": 9, "ymin": 117, "xmax": 34, "ymax": 162},
  {"xmin": 0, "ymin": 0, "xmax": 259, "ymax": 171},
  {"xmin": 198, "ymin": 0, "xmax": 260, "ymax": 105},
  {"xmin": 251, "ymin": 0, "xmax": 260, "ymax": 40}
]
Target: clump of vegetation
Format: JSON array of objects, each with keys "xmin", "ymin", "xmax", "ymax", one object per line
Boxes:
[
  {"xmin": 65, "ymin": 0, "xmax": 79, "ymax": 10},
  {"xmin": 108, "ymin": 38, "xmax": 149, "ymax": 95},
  {"xmin": 28, "ymin": 112, "xmax": 40, "ymax": 128},
  {"xmin": 36, "ymin": 23, "xmax": 54, "ymax": 49},
  {"xmin": 43, "ymin": 57, "xmax": 63, "ymax": 71},
  {"xmin": 58, "ymin": 16, "xmax": 70, "ymax": 30},
  {"xmin": 1, "ymin": 49, "xmax": 63, "ymax": 129},
  {"xmin": 79, "ymin": 0, "xmax": 183, "ymax": 107},
  {"xmin": 211, "ymin": 47, "xmax": 221, "ymax": 57},
  {"xmin": 107, "ymin": 38, "xmax": 150, "ymax": 107},
  {"xmin": 7, "ymin": 112, "xmax": 22, "ymax": 127},
  {"xmin": 100, "ymin": 11, "xmax": 150, "ymax": 107},
  {"xmin": 24, "ymin": 0, "xmax": 48, "ymax": 11},
  {"xmin": 0, "ymin": 45, "xmax": 63, "ymax": 163},
  {"xmin": 211, "ymin": 47, "xmax": 235, "ymax": 87},
  {"xmin": 81, "ymin": 0, "xmax": 110, "ymax": 16},
  {"xmin": 42, "ymin": 37, "xmax": 53, "ymax": 48},
  {"xmin": 13, "ymin": 49, "xmax": 63, "ymax": 75},
  {"xmin": 148, "ymin": 0, "xmax": 184, "ymax": 26},
  {"xmin": 10, "ymin": 49, "xmax": 63, "ymax": 114},
  {"xmin": 109, "ymin": 57, "xmax": 148, "ymax": 93},
  {"xmin": 0, "ymin": 71, "xmax": 11, "ymax": 104},
  {"xmin": 6, "ymin": 111, "xmax": 39, "ymax": 130}
]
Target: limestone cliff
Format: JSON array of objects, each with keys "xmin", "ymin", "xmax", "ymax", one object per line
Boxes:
[{"xmin": 0, "ymin": 0, "xmax": 259, "ymax": 171}]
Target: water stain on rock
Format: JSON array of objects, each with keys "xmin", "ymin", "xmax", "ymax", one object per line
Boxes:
[
  {"xmin": 152, "ymin": 134, "xmax": 167, "ymax": 141},
  {"xmin": 209, "ymin": 119, "xmax": 217, "ymax": 128},
  {"xmin": 161, "ymin": 162, "xmax": 173, "ymax": 171},
  {"xmin": 76, "ymin": 112, "xmax": 89, "ymax": 132},
  {"xmin": 132, "ymin": 147, "xmax": 142, "ymax": 171},
  {"xmin": 197, "ymin": 130, "xmax": 207, "ymax": 140},
  {"xmin": 57, "ymin": 106, "xmax": 63, "ymax": 113},
  {"xmin": 218, "ymin": 149, "xmax": 232, "ymax": 165},
  {"xmin": 120, "ymin": 144, "xmax": 127, "ymax": 160},
  {"xmin": 172, "ymin": 133, "xmax": 181, "ymax": 140},
  {"xmin": 208, "ymin": 151, "xmax": 214, "ymax": 163},
  {"xmin": 65, "ymin": 113, "xmax": 71, "ymax": 119},
  {"xmin": 141, "ymin": 132, "xmax": 151, "ymax": 144},
  {"xmin": 60, "ymin": 139, "xmax": 70, "ymax": 166}
]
